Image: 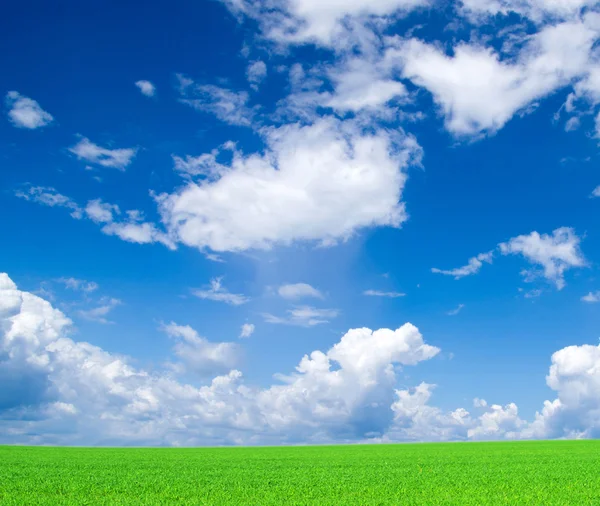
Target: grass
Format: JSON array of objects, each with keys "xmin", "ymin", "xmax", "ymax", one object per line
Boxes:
[{"xmin": 1, "ymin": 440, "xmax": 599, "ymax": 505}]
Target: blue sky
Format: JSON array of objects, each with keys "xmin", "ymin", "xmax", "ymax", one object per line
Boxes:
[{"xmin": 1, "ymin": 0, "xmax": 600, "ymax": 445}]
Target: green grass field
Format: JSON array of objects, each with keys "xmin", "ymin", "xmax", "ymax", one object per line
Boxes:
[{"xmin": 1, "ymin": 441, "xmax": 599, "ymax": 505}]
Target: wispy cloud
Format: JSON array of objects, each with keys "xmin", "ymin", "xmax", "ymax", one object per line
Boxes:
[
  {"xmin": 69, "ymin": 136, "xmax": 138, "ymax": 170},
  {"xmin": 6, "ymin": 91, "xmax": 54, "ymax": 129},
  {"xmin": 432, "ymin": 251, "xmax": 493, "ymax": 279},
  {"xmin": 56, "ymin": 277, "xmax": 99, "ymax": 293},
  {"xmin": 278, "ymin": 283, "xmax": 323, "ymax": 300},
  {"xmin": 446, "ymin": 304, "xmax": 464, "ymax": 316},
  {"xmin": 263, "ymin": 306, "xmax": 339, "ymax": 327},
  {"xmin": 15, "ymin": 185, "xmax": 82, "ymax": 219},
  {"xmin": 582, "ymin": 291, "xmax": 600, "ymax": 303},
  {"xmin": 363, "ymin": 289, "xmax": 405, "ymax": 298},
  {"xmin": 193, "ymin": 277, "xmax": 249, "ymax": 306},
  {"xmin": 78, "ymin": 297, "xmax": 121, "ymax": 324}
]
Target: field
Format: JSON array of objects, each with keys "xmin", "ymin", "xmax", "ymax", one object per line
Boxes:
[{"xmin": 1, "ymin": 441, "xmax": 599, "ymax": 505}]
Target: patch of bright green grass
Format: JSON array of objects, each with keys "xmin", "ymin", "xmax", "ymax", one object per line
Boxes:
[{"xmin": 1, "ymin": 440, "xmax": 599, "ymax": 505}]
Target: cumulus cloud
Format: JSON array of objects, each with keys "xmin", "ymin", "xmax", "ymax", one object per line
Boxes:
[
  {"xmin": 69, "ymin": 137, "xmax": 138, "ymax": 170},
  {"xmin": 220, "ymin": 0, "xmax": 430, "ymax": 47},
  {"xmin": 278, "ymin": 283, "xmax": 323, "ymax": 300},
  {"xmin": 581, "ymin": 291, "xmax": 600, "ymax": 302},
  {"xmin": 363, "ymin": 290, "xmax": 405, "ymax": 298},
  {"xmin": 156, "ymin": 117, "xmax": 421, "ymax": 253},
  {"xmin": 240, "ymin": 323, "xmax": 255, "ymax": 338},
  {"xmin": 390, "ymin": 14, "xmax": 600, "ymax": 136},
  {"xmin": 499, "ymin": 227, "xmax": 585, "ymax": 289},
  {"xmin": 135, "ymin": 80, "xmax": 156, "ymax": 97},
  {"xmin": 0, "ymin": 273, "xmax": 442, "ymax": 445},
  {"xmin": 177, "ymin": 75, "xmax": 256, "ymax": 126},
  {"xmin": 432, "ymin": 251, "xmax": 494, "ymax": 279},
  {"xmin": 161, "ymin": 322, "xmax": 238, "ymax": 375},
  {"xmin": 263, "ymin": 306, "xmax": 339, "ymax": 326},
  {"xmin": 4, "ymin": 273, "xmax": 600, "ymax": 445},
  {"xmin": 5, "ymin": 91, "xmax": 54, "ymax": 129},
  {"xmin": 193, "ymin": 278, "xmax": 249, "ymax": 306}
]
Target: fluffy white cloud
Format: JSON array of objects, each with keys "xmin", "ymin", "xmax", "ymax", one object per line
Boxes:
[
  {"xmin": 15, "ymin": 186, "xmax": 82, "ymax": 219},
  {"xmin": 278, "ymin": 283, "xmax": 323, "ymax": 300},
  {"xmin": 135, "ymin": 80, "xmax": 156, "ymax": 97},
  {"xmin": 247, "ymin": 61, "xmax": 267, "ymax": 89},
  {"xmin": 193, "ymin": 278, "xmax": 249, "ymax": 306},
  {"xmin": 5, "ymin": 91, "xmax": 54, "ymax": 129},
  {"xmin": 156, "ymin": 117, "xmax": 421, "ymax": 252},
  {"xmin": 177, "ymin": 75, "xmax": 256, "ymax": 126},
  {"xmin": 499, "ymin": 227, "xmax": 585, "ymax": 289},
  {"xmin": 0, "ymin": 273, "xmax": 442, "ymax": 445},
  {"xmin": 432, "ymin": 251, "xmax": 494, "ymax": 279},
  {"xmin": 221, "ymin": 0, "xmax": 429, "ymax": 47},
  {"xmin": 69, "ymin": 137, "xmax": 138, "ymax": 170},
  {"xmin": 240, "ymin": 323, "xmax": 255, "ymax": 338},
  {"xmin": 263, "ymin": 306, "xmax": 339, "ymax": 326},
  {"xmin": 161, "ymin": 322, "xmax": 238, "ymax": 375},
  {"xmin": 581, "ymin": 291, "xmax": 600, "ymax": 302},
  {"xmin": 5, "ymin": 273, "xmax": 600, "ymax": 445},
  {"xmin": 363, "ymin": 290, "xmax": 405, "ymax": 298},
  {"xmin": 391, "ymin": 14, "xmax": 600, "ymax": 136}
]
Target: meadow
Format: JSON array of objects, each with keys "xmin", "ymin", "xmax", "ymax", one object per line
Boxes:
[{"xmin": 1, "ymin": 440, "xmax": 599, "ymax": 505}]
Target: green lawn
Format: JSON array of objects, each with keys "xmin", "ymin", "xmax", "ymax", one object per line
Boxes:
[{"xmin": 1, "ymin": 440, "xmax": 599, "ymax": 505}]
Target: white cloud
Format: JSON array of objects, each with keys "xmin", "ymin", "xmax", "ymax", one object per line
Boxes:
[
  {"xmin": 177, "ymin": 75, "xmax": 256, "ymax": 126},
  {"xmin": 591, "ymin": 185, "xmax": 600, "ymax": 197},
  {"xmin": 5, "ymin": 91, "xmax": 54, "ymax": 129},
  {"xmin": 69, "ymin": 137, "xmax": 138, "ymax": 170},
  {"xmin": 391, "ymin": 14, "xmax": 600, "ymax": 136},
  {"xmin": 78, "ymin": 298, "xmax": 121, "ymax": 324},
  {"xmin": 460, "ymin": 0, "xmax": 596, "ymax": 23},
  {"xmin": 240, "ymin": 323, "xmax": 255, "ymax": 338},
  {"xmin": 473, "ymin": 398, "xmax": 488, "ymax": 408},
  {"xmin": 581, "ymin": 291, "xmax": 600, "ymax": 302},
  {"xmin": 18, "ymin": 189, "xmax": 175, "ymax": 250},
  {"xmin": 221, "ymin": 0, "xmax": 430, "ymax": 47},
  {"xmin": 446, "ymin": 304, "xmax": 464, "ymax": 316},
  {"xmin": 0, "ymin": 273, "xmax": 441, "ymax": 445},
  {"xmin": 278, "ymin": 283, "xmax": 323, "ymax": 300},
  {"xmin": 363, "ymin": 290, "xmax": 405, "ymax": 298},
  {"xmin": 135, "ymin": 80, "xmax": 156, "ymax": 97},
  {"xmin": 499, "ymin": 227, "xmax": 585, "ymax": 289},
  {"xmin": 193, "ymin": 278, "xmax": 249, "ymax": 306},
  {"xmin": 6, "ymin": 273, "xmax": 600, "ymax": 445},
  {"xmin": 432, "ymin": 251, "xmax": 494, "ymax": 279},
  {"xmin": 15, "ymin": 186, "xmax": 82, "ymax": 219},
  {"xmin": 56, "ymin": 278, "xmax": 99, "ymax": 293},
  {"xmin": 263, "ymin": 306, "xmax": 339, "ymax": 326},
  {"xmin": 156, "ymin": 117, "xmax": 421, "ymax": 252},
  {"xmin": 161, "ymin": 322, "xmax": 238, "ymax": 375},
  {"xmin": 247, "ymin": 61, "xmax": 267, "ymax": 89}
]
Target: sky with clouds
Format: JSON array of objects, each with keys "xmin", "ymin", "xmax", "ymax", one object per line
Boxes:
[{"xmin": 1, "ymin": 0, "xmax": 600, "ymax": 446}]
